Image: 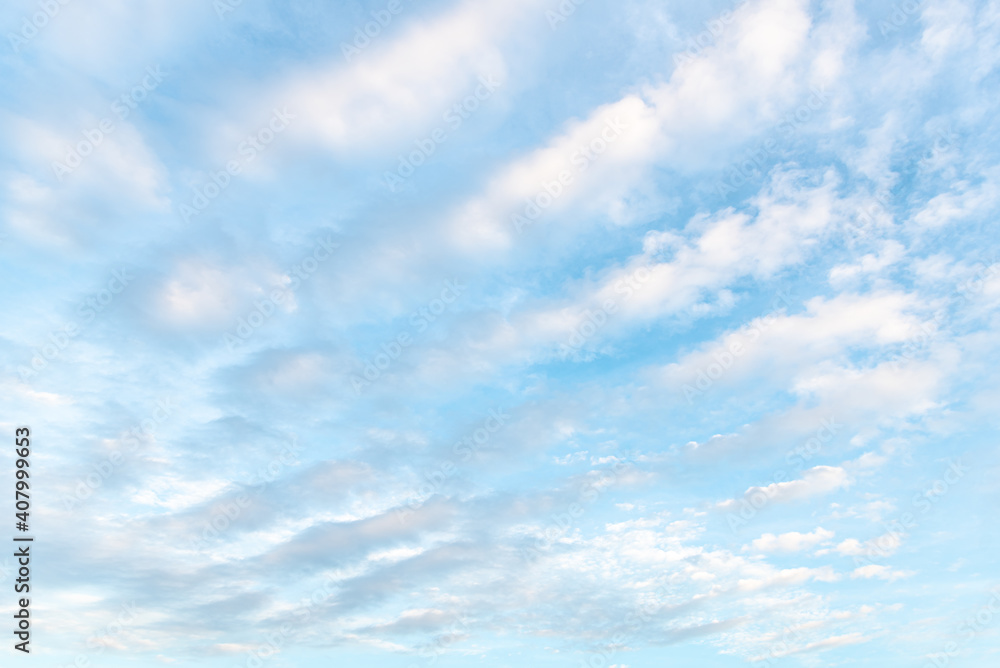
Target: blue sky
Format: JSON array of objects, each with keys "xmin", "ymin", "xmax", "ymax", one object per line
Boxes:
[{"xmin": 1, "ymin": 0, "xmax": 999, "ymax": 665}]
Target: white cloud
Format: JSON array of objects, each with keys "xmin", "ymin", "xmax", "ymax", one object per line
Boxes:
[
  {"xmin": 2, "ymin": 115, "xmax": 170, "ymax": 246},
  {"xmin": 828, "ymin": 240, "xmax": 907, "ymax": 286},
  {"xmin": 831, "ymin": 532, "xmax": 902, "ymax": 558},
  {"xmin": 273, "ymin": 0, "xmax": 544, "ymax": 152},
  {"xmin": 437, "ymin": 168, "xmax": 844, "ymax": 377},
  {"xmin": 447, "ymin": 0, "xmax": 843, "ymax": 253},
  {"xmin": 737, "ymin": 565, "xmax": 840, "ymax": 591},
  {"xmin": 910, "ymin": 167, "xmax": 1000, "ymax": 229},
  {"xmin": 920, "ymin": 0, "xmax": 976, "ymax": 63},
  {"xmin": 717, "ymin": 465, "xmax": 850, "ymax": 512},
  {"xmin": 662, "ymin": 289, "xmax": 927, "ymax": 391},
  {"xmin": 851, "ymin": 564, "xmax": 915, "ymax": 581},
  {"xmin": 778, "ymin": 632, "xmax": 873, "ymax": 658},
  {"xmin": 450, "ymin": 94, "xmax": 662, "ymax": 251},
  {"xmin": 746, "ymin": 527, "xmax": 835, "ymax": 553},
  {"xmin": 155, "ymin": 257, "xmax": 292, "ymax": 330}
]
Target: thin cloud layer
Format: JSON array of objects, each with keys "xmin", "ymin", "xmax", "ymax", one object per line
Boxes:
[{"xmin": 1, "ymin": 0, "xmax": 999, "ymax": 666}]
